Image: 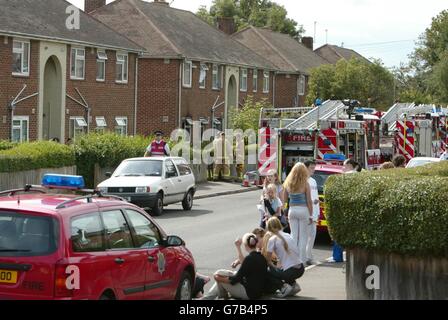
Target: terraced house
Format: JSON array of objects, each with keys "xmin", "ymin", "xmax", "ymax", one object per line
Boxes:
[
  {"xmin": 88, "ymin": 0, "xmax": 277, "ymax": 134},
  {"xmin": 0, "ymin": 0, "xmax": 142, "ymax": 142}
]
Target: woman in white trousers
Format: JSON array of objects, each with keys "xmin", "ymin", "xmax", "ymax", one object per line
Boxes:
[{"xmin": 282, "ymin": 163, "xmax": 314, "ymax": 263}]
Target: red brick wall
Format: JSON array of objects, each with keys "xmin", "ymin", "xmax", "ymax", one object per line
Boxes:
[
  {"xmin": 136, "ymin": 58, "xmax": 179, "ymax": 136},
  {"xmin": 239, "ymin": 68, "xmax": 274, "ymax": 107},
  {"xmin": 274, "ymin": 74, "xmax": 309, "ymax": 108},
  {"xmin": 66, "ymin": 46, "xmax": 137, "ymax": 138},
  {"xmin": 0, "ymin": 37, "xmax": 39, "ymax": 141}
]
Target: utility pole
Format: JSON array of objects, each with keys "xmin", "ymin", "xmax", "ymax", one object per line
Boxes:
[
  {"xmin": 314, "ymin": 21, "xmax": 317, "ymax": 43},
  {"xmin": 325, "ymin": 29, "xmax": 328, "ymax": 44}
]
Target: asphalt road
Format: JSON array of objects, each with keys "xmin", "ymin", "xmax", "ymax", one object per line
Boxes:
[{"xmin": 155, "ymin": 190, "xmax": 333, "ymax": 281}]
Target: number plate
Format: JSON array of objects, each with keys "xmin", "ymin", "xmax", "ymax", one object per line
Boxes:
[{"xmin": 0, "ymin": 269, "xmax": 18, "ymax": 284}]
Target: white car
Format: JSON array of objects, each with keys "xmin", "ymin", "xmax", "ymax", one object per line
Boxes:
[
  {"xmin": 97, "ymin": 157, "xmax": 196, "ymax": 215},
  {"xmin": 405, "ymin": 157, "xmax": 441, "ymax": 168}
]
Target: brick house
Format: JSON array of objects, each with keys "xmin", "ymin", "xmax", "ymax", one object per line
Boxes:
[
  {"xmin": 89, "ymin": 0, "xmax": 277, "ymax": 135},
  {"xmin": 0, "ymin": 0, "xmax": 142, "ymax": 142},
  {"xmin": 232, "ymin": 27, "xmax": 328, "ymax": 108},
  {"xmin": 314, "ymin": 44, "xmax": 371, "ymax": 65}
]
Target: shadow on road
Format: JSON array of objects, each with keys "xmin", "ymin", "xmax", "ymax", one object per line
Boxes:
[{"xmin": 151, "ymin": 206, "xmax": 214, "ymax": 220}]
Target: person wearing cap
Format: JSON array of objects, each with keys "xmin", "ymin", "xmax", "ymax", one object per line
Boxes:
[{"xmin": 144, "ymin": 131, "xmax": 170, "ymax": 157}]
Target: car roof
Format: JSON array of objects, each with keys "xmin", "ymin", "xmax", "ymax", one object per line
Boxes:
[
  {"xmin": 124, "ymin": 157, "xmax": 185, "ymax": 162},
  {"xmin": 409, "ymin": 157, "xmax": 440, "ymax": 161},
  {"xmin": 314, "ymin": 164, "xmax": 345, "ymax": 174},
  {"xmin": 0, "ymin": 194, "xmax": 129, "ymax": 217}
]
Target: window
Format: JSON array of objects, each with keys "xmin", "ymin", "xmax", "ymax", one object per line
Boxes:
[
  {"xmin": 102, "ymin": 210, "xmax": 133, "ymax": 249},
  {"xmin": 70, "ymin": 48, "xmax": 85, "ymax": 80},
  {"xmin": 263, "ymin": 71, "xmax": 270, "ymax": 93},
  {"xmin": 12, "ymin": 40, "xmax": 30, "ymax": 76},
  {"xmin": 165, "ymin": 160, "xmax": 178, "ymax": 178},
  {"xmin": 253, "ymin": 69, "xmax": 258, "ymax": 92},
  {"xmin": 199, "ymin": 63, "xmax": 208, "ymax": 89},
  {"xmin": 212, "ymin": 64, "xmax": 221, "ymax": 90},
  {"xmin": 95, "ymin": 116, "xmax": 107, "ymax": 133},
  {"xmin": 240, "ymin": 68, "xmax": 248, "ymax": 92},
  {"xmin": 125, "ymin": 210, "xmax": 161, "ymax": 249},
  {"xmin": 96, "ymin": 50, "xmax": 107, "ymax": 82},
  {"xmin": 298, "ymin": 75, "xmax": 306, "ymax": 96},
  {"xmin": 69, "ymin": 117, "xmax": 87, "ymax": 139},
  {"xmin": 173, "ymin": 159, "xmax": 192, "ymax": 176},
  {"xmin": 11, "ymin": 116, "xmax": 29, "ymax": 143},
  {"xmin": 183, "ymin": 60, "xmax": 192, "ymax": 88},
  {"xmin": 115, "ymin": 117, "xmax": 128, "ymax": 136},
  {"xmin": 116, "ymin": 53, "xmax": 128, "ymax": 83},
  {"xmin": 71, "ymin": 213, "xmax": 105, "ymax": 252}
]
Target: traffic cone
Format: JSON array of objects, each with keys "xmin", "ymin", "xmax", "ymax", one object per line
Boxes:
[{"xmin": 242, "ymin": 174, "xmax": 250, "ymax": 187}]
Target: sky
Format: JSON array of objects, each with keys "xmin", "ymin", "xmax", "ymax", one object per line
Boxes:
[{"xmin": 69, "ymin": 0, "xmax": 448, "ymax": 68}]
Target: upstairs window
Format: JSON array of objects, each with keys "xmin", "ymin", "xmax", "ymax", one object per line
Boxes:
[
  {"xmin": 212, "ymin": 64, "xmax": 222, "ymax": 90},
  {"xmin": 199, "ymin": 63, "xmax": 208, "ymax": 89},
  {"xmin": 253, "ymin": 69, "xmax": 258, "ymax": 92},
  {"xmin": 263, "ymin": 71, "xmax": 270, "ymax": 93},
  {"xmin": 183, "ymin": 61, "xmax": 192, "ymax": 88},
  {"xmin": 96, "ymin": 50, "xmax": 108, "ymax": 82},
  {"xmin": 12, "ymin": 40, "xmax": 30, "ymax": 76},
  {"xmin": 116, "ymin": 53, "xmax": 128, "ymax": 83},
  {"xmin": 240, "ymin": 68, "xmax": 247, "ymax": 92},
  {"xmin": 70, "ymin": 48, "xmax": 85, "ymax": 80},
  {"xmin": 298, "ymin": 75, "xmax": 306, "ymax": 96}
]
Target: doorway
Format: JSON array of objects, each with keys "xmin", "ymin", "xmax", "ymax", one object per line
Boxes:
[{"xmin": 42, "ymin": 56, "xmax": 62, "ymax": 141}]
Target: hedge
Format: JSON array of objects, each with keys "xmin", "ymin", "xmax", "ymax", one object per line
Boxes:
[
  {"xmin": 0, "ymin": 141, "xmax": 75, "ymax": 173},
  {"xmin": 325, "ymin": 162, "xmax": 448, "ymax": 257},
  {"xmin": 0, "ymin": 140, "xmax": 16, "ymax": 151}
]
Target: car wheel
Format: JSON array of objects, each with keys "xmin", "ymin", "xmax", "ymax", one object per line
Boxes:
[
  {"xmin": 182, "ymin": 190, "xmax": 194, "ymax": 211},
  {"xmin": 175, "ymin": 271, "xmax": 193, "ymax": 300},
  {"xmin": 152, "ymin": 193, "xmax": 164, "ymax": 216}
]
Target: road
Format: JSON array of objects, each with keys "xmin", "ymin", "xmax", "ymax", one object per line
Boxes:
[{"xmin": 154, "ymin": 190, "xmax": 333, "ymax": 287}]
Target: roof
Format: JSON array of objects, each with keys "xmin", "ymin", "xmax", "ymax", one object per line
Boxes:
[
  {"xmin": 92, "ymin": 0, "xmax": 276, "ymax": 69},
  {"xmin": 314, "ymin": 44, "xmax": 370, "ymax": 65},
  {"xmin": 232, "ymin": 26, "xmax": 328, "ymax": 74},
  {"xmin": 0, "ymin": 0, "xmax": 143, "ymax": 52}
]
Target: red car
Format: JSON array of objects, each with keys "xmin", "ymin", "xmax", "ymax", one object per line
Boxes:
[
  {"xmin": 0, "ymin": 175, "xmax": 196, "ymax": 300},
  {"xmin": 311, "ymin": 164, "xmax": 344, "ymax": 232}
]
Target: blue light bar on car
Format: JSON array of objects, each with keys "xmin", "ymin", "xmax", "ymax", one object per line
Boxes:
[
  {"xmin": 42, "ymin": 174, "xmax": 86, "ymax": 189},
  {"xmin": 323, "ymin": 153, "xmax": 346, "ymax": 162}
]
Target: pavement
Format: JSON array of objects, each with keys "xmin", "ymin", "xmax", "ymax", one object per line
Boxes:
[
  {"xmin": 156, "ymin": 189, "xmax": 346, "ymax": 300},
  {"xmin": 194, "ymin": 181, "xmax": 260, "ymax": 200}
]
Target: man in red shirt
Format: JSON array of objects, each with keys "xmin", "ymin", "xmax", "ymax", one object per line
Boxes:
[{"xmin": 144, "ymin": 131, "xmax": 170, "ymax": 157}]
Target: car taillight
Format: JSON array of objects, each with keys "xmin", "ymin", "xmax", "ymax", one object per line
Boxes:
[{"xmin": 54, "ymin": 263, "xmax": 74, "ymax": 298}]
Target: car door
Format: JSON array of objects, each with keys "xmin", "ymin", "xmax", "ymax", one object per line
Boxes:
[
  {"xmin": 173, "ymin": 159, "xmax": 194, "ymax": 198},
  {"xmin": 101, "ymin": 209, "xmax": 147, "ymax": 300},
  {"xmin": 163, "ymin": 159, "xmax": 183, "ymax": 203},
  {"xmin": 124, "ymin": 209, "xmax": 178, "ymax": 299}
]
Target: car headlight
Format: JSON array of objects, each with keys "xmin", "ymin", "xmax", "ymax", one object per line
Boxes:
[
  {"xmin": 98, "ymin": 187, "xmax": 108, "ymax": 194},
  {"xmin": 136, "ymin": 187, "xmax": 150, "ymax": 193}
]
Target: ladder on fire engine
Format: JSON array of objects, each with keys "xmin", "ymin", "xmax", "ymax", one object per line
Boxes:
[
  {"xmin": 382, "ymin": 103, "xmax": 415, "ymax": 131},
  {"xmin": 259, "ymin": 107, "xmax": 313, "ymax": 129},
  {"xmin": 285, "ymin": 100, "xmax": 346, "ymax": 130}
]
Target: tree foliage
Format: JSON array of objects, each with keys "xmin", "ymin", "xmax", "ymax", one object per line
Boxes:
[
  {"xmin": 306, "ymin": 58, "xmax": 394, "ymax": 110},
  {"xmin": 196, "ymin": 0, "xmax": 304, "ymax": 40},
  {"xmin": 229, "ymin": 96, "xmax": 271, "ymax": 132}
]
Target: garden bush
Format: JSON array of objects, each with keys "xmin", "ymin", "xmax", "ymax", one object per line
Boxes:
[
  {"xmin": 0, "ymin": 141, "xmax": 75, "ymax": 173},
  {"xmin": 0, "ymin": 140, "xmax": 16, "ymax": 151},
  {"xmin": 325, "ymin": 162, "xmax": 448, "ymax": 257}
]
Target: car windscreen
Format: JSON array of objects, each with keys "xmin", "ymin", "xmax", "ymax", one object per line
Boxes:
[
  {"xmin": 0, "ymin": 212, "xmax": 59, "ymax": 257},
  {"xmin": 312, "ymin": 171, "xmax": 337, "ymax": 194},
  {"xmin": 113, "ymin": 160, "xmax": 163, "ymax": 177}
]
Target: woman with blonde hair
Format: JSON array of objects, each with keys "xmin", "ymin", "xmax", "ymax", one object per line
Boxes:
[
  {"xmin": 282, "ymin": 163, "xmax": 313, "ymax": 263},
  {"xmin": 262, "ymin": 217, "xmax": 304, "ymax": 298}
]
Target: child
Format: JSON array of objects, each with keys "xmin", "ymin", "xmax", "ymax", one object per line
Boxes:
[{"xmin": 260, "ymin": 184, "xmax": 283, "ymax": 228}]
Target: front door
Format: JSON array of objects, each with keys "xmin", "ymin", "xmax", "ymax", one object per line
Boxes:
[{"xmin": 42, "ymin": 56, "xmax": 63, "ymax": 141}]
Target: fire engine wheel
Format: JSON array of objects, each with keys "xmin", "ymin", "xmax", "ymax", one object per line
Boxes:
[{"xmin": 182, "ymin": 190, "xmax": 194, "ymax": 211}]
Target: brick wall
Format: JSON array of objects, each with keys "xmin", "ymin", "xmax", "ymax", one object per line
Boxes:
[
  {"xmin": 66, "ymin": 46, "xmax": 137, "ymax": 138},
  {"xmin": 238, "ymin": 68, "xmax": 274, "ymax": 107},
  {"xmin": 274, "ymin": 73, "xmax": 309, "ymax": 108},
  {"xmin": 0, "ymin": 37, "xmax": 39, "ymax": 141}
]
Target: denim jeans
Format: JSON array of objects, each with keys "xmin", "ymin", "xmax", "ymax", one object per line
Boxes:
[{"xmin": 269, "ymin": 264, "xmax": 305, "ymax": 286}]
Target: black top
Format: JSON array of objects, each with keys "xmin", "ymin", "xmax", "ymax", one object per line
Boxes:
[{"xmin": 229, "ymin": 251, "xmax": 268, "ymax": 299}]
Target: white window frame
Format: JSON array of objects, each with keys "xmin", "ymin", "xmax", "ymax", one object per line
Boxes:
[
  {"xmin": 70, "ymin": 47, "xmax": 85, "ymax": 80},
  {"xmin": 116, "ymin": 53, "xmax": 128, "ymax": 84},
  {"xmin": 95, "ymin": 116, "xmax": 107, "ymax": 133},
  {"xmin": 12, "ymin": 39, "xmax": 30, "ymax": 76},
  {"xmin": 263, "ymin": 71, "xmax": 270, "ymax": 93},
  {"xmin": 183, "ymin": 60, "xmax": 192, "ymax": 88},
  {"xmin": 69, "ymin": 116, "xmax": 88, "ymax": 139},
  {"xmin": 240, "ymin": 68, "xmax": 248, "ymax": 92},
  {"xmin": 96, "ymin": 49, "xmax": 107, "ymax": 82},
  {"xmin": 298, "ymin": 74, "xmax": 306, "ymax": 96},
  {"xmin": 115, "ymin": 117, "xmax": 128, "ymax": 136},
  {"xmin": 11, "ymin": 116, "xmax": 29, "ymax": 143},
  {"xmin": 253, "ymin": 69, "xmax": 258, "ymax": 92},
  {"xmin": 212, "ymin": 64, "xmax": 221, "ymax": 90},
  {"xmin": 199, "ymin": 63, "xmax": 208, "ymax": 89}
]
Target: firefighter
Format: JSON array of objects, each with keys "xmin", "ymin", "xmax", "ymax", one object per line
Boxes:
[
  {"xmin": 235, "ymin": 132, "xmax": 245, "ymax": 181},
  {"xmin": 144, "ymin": 131, "xmax": 170, "ymax": 157},
  {"xmin": 213, "ymin": 132, "xmax": 232, "ymax": 181}
]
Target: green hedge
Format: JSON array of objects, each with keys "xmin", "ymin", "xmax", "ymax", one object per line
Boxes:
[
  {"xmin": 0, "ymin": 142, "xmax": 75, "ymax": 173},
  {"xmin": 0, "ymin": 140, "xmax": 16, "ymax": 151},
  {"xmin": 325, "ymin": 162, "xmax": 448, "ymax": 257}
]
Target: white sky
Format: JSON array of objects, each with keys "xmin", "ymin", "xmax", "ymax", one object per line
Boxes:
[{"xmin": 68, "ymin": 0, "xmax": 448, "ymax": 68}]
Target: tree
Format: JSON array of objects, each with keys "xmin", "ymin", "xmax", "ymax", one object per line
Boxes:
[
  {"xmin": 196, "ymin": 0, "xmax": 304, "ymax": 40},
  {"xmin": 229, "ymin": 96, "xmax": 271, "ymax": 132},
  {"xmin": 306, "ymin": 58, "xmax": 394, "ymax": 110}
]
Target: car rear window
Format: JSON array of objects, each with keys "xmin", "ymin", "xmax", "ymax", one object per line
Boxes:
[
  {"xmin": 113, "ymin": 160, "xmax": 163, "ymax": 177},
  {"xmin": 0, "ymin": 212, "xmax": 59, "ymax": 257},
  {"xmin": 312, "ymin": 171, "xmax": 336, "ymax": 193}
]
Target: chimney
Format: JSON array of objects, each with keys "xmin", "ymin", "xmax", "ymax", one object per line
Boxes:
[
  {"xmin": 301, "ymin": 37, "xmax": 314, "ymax": 50},
  {"xmin": 84, "ymin": 0, "xmax": 106, "ymax": 13},
  {"xmin": 216, "ymin": 17, "xmax": 236, "ymax": 35}
]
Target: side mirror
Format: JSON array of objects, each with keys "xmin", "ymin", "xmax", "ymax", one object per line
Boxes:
[
  {"xmin": 165, "ymin": 235, "xmax": 184, "ymax": 247},
  {"xmin": 105, "ymin": 172, "xmax": 112, "ymax": 178}
]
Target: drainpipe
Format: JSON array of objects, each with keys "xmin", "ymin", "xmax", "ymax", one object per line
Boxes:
[
  {"xmin": 272, "ymin": 71, "xmax": 277, "ymax": 107},
  {"xmin": 178, "ymin": 61, "xmax": 183, "ymax": 128},
  {"xmin": 134, "ymin": 56, "xmax": 139, "ymax": 136}
]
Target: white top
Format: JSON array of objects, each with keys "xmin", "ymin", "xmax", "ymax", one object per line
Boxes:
[
  {"xmin": 267, "ymin": 231, "xmax": 302, "ymax": 270},
  {"xmin": 308, "ymin": 177, "xmax": 320, "ymax": 221}
]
